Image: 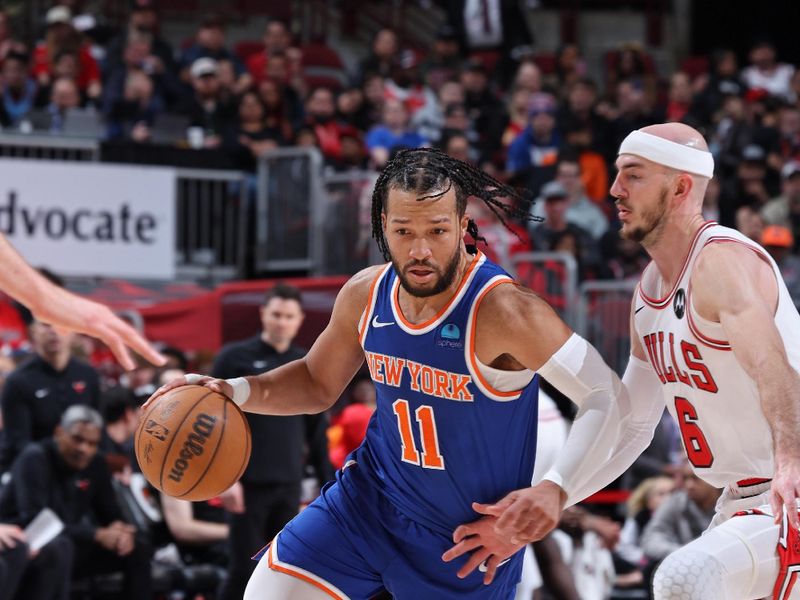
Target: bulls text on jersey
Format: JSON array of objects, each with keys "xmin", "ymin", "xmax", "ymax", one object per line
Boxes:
[{"xmin": 642, "ymin": 331, "xmax": 719, "ymax": 393}]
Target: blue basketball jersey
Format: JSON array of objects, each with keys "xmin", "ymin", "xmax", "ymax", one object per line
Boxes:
[{"xmin": 354, "ymin": 251, "xmax": 540, "ymax": 535}]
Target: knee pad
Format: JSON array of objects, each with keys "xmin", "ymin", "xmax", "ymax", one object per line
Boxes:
[{"xmin": 653, "ymin": 549, "xmax": 727, "ymax": 600}]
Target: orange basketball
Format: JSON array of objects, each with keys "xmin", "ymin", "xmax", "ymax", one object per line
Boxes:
[{"xmin": 135, "ymin": 385, "xmax": 251, "ymax": 501}]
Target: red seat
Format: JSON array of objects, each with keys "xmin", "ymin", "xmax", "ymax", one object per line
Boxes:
[
  {"xmin": 301, "ymin": 43, "xmax": 347, "ymax": 91},
  {"xmin": 680, "ymin": 55, "xmax": 710, "ymax": 80},
  {"xmin": 234, "ymin": 40, "xmax": 266, "ymax": 64},
  {"xmin": 532, "ymin": 53, "xmax": 557, "ymax": 75},
  {"xmin": 301, "ymin": 43, "xmax": 345, "ymax": 69}
]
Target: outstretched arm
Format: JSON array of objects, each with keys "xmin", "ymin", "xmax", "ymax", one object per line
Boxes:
[
  {"xmin": 147, "ymin": 266, "xmax": 379, "ymax": 416},
  {"xmin": 0, "ymin": 234, "xmax": 165, "ymax": 370},
  {"xmin": 552, "ymin": 294, "xmax": 664, "ymax": 506},
  {"xmin": 693, "ymin": 243, "xmax": 800, "ymax": 528}
]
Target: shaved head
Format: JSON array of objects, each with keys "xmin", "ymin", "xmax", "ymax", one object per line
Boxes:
[
  {"xmin": 619, "ymin": 122, "xmax": 711, "ymax": 204},
  {"xmin": 639, "ymin": 122, "xmax": 709, "ymax": 152}
]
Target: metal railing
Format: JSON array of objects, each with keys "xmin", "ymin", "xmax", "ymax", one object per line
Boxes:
[
  {"xmin": 0, "ymin": 135, "xmax": 249, "ymax": 281},
  {"xmin": 576, "ymin": 279, "xmax": 638, "ymax": 375},
  {"xmin": 0, "ymin": 133, "xmax": 100, "ymax": 161},
  {"xmin": 320, "ymin": 170, "xmax": 383, "ymax": 274},
  {"xmin": 509, "ymin": 252, "xmax": 580, "ymax": 328},
  {"xmin": 255, "ymin": 147, "xmax": 325, "ymax": 273},
  {"xmin": 174, "ymin": 168, "xmax": 249, "ymax": 281}
]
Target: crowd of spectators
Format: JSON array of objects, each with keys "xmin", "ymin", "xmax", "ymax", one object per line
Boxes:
[{"xmin": 0, "ymin": 1, "xmax": 799, "ymax": 302}]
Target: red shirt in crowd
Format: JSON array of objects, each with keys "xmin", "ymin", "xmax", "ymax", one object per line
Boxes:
[{"xmin": 32, "ymin": 43, "xmax": 100, "ymax": 91}]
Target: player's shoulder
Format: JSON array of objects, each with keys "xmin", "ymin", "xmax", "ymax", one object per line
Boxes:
[
  {"xmin": 694, "ymin": 237, "xmax": 771, "ymax": 282},
  {"xmin": 340, "ymin": 264, "xmax": 386, "ymax": 303},
  {"xmin": 331, "ymin": 264, "xmax": 389, "ymax": 325},
  {"xmin": 477, "ymin": 280, "xmax": 560, "ymax": 330}
]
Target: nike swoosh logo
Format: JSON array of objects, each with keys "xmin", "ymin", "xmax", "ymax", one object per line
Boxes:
[
  {"xmin": 372, "ymin": 315, "xmax": 395, "ymax": 328},
  {"xmin": 635, "ymin": 306, "xmax": 645, "ymax": 314},
  {"xmin": 479, "ymin": 557, "xmax": 511, "ymax": 573}
]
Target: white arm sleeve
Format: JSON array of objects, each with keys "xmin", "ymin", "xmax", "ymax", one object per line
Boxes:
[
  {"xmin": 543, "ymin": 353, "xmax": 665, "ymax": 507},
  {"xmin": 534, "ymin": 334, "xmax": 624, "ymax": 503}
]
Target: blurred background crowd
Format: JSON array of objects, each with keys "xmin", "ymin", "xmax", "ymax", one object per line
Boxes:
[{"xmin": 0, "ymin": 0, "xmax": 796, "ymax": 598}]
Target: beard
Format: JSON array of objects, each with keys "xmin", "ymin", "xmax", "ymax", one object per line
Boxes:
[
  {"xmin": 393, "ymin": 245, "xmax": 462, "ymax": 298},
  {"xmin": 620, "ymin": 187, "xmax": 669, "ymax": 245}
]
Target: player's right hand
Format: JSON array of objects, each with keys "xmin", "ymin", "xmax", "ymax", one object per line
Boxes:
[
  {"xmin": 143, "ymin": 374, "xmax": 233, "ymax": 410},
  {"xmin": 473, "ymin": 480, "xmax": 567, "ymax": 545}
]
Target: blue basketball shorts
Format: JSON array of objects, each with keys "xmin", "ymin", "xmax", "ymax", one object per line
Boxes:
[{"xmin": 254, "ymin": 460, "xmax": 523, "ymax": 599}]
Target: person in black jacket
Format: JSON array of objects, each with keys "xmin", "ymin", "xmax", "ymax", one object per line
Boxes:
[
  {"xmin": 0, "ymin": 294, "xmax": 101, "ymax": 471},
  {"xmin": 212, "ymin": 283, "xmax": 334, "ymax": 600},
  {"xmin": 0, "ymin": 406, "xmax": 152, "ymax": 599}
]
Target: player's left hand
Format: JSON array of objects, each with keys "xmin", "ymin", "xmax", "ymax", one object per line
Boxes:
[
  {"xmin": 442, "ymin": 515, "xmax": 524, "ymax": 585},
  {"xmin": 770, "ymin": 457, "xmax": 800, "ymax": 529},
  {"xmin": 472, "ymin": 480, "xmax": 567, "ymax": 544}
]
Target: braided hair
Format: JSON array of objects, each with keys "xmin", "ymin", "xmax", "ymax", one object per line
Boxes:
[{"xmin": 371, "ymin": 148, "xmax": 540, "ymax": 260}]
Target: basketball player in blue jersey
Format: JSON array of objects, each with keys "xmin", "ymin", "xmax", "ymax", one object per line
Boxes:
[{"xmin": 148, "ymin": 149, "xmax": 641, "ymax": 599}]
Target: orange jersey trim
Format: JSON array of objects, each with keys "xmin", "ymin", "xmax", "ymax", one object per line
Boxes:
[
  {"xmin": 358, "ymin": 265, "xmax": 390, "ymax": 346},
  {"xmin": 267, "ymin": 541, "xmax": 347, "ymax": 600},
  {"xmin": 392, "ymin": 251, "xmax": 482, "ymax": 331},
  {"xmin": 469, "ymin": 278, "xmax": 524, "ymax": 399}
]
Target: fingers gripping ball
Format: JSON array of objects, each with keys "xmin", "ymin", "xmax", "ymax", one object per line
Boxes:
[{"xmin": 135, "ymin": 385, "xmax": 252, "ymax": 501}]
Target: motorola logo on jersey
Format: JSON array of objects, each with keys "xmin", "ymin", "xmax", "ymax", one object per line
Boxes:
[{"xmin": 674, "ymin": 288, "xmax": 686, "ymax": 319}]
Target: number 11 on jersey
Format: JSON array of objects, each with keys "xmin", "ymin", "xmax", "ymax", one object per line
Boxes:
[{"xmin": 392, "ymin": 399, "xmax": 445, "ymax": 470}]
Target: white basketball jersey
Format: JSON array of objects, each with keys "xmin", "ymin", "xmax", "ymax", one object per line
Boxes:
[{"xmin": 633, "ymin": 222, "xmax": 800, "ymax": 488}]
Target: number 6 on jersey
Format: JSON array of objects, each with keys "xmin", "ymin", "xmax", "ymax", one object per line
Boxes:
[{"xmin": 392, "ymin": 399, "xmax": 445, "ymax": 470}]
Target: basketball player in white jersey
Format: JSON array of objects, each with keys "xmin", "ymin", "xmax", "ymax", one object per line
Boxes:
[{"xmin": 480, "ymin": 122, "xmax": 800, "ymax": 599}]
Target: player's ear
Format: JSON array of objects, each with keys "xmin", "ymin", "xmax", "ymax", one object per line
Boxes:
[
  {"xmin": 381, "ymin": 212, "xmax": 387, "ymax": 232},
  {"xmin": 674, "ymin": 173, "xmax": 693, "ymax": 201},
  {"xmin": 461, "ymin": 213, "xmax": 470, "ymax": 235}
]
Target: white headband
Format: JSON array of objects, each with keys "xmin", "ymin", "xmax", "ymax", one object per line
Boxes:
[{"xmin": 618, "ymin": 130, "xmax": 714, "ymax": 178}]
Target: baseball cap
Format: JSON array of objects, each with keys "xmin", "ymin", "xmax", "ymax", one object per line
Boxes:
[
  {"xmin": 45, "ymin": 6, "xmax": 72, "ymax": 25},
  {"xmin": 541, "ymin": 181, "xmax": 569, "ymax": 200},
  {"xmin": 782, "ymin": 161, "xmax": 800, "ymax": 180},
  {"xmin": 396, "ymin": 49, "xmax": 419, "ymax": 70},
  {"xmin": 527, "ymin": 92, "xmax": 556, "ymax": 117},
  {"xmin": 190, "ymin": 57, "xmax": 218, "ymax": 78},
  {"xmin": 761, "ymin": 225, "xmax": 793, "ymax": 248},
  {"xmin": 741, "ymin": 144, "xmax": 766, "ymax": 163}
]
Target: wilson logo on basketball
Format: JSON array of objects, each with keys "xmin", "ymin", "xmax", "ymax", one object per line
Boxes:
[{"xmin": 167, "ymin": 413, "xmax": 217, "ymax": 483}]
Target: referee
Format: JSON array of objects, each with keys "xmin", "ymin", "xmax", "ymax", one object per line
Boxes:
[{"xmin": 213, "ymin": 283, "xmax": 334, "ymax": 600}]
